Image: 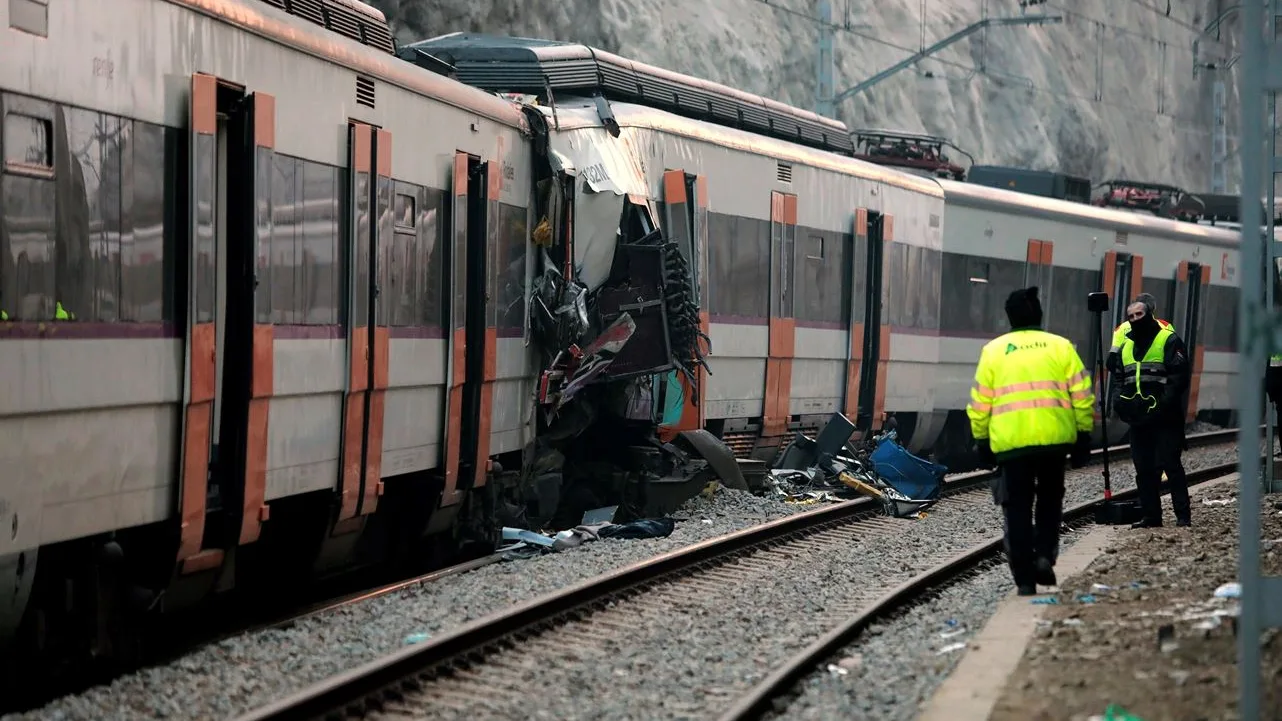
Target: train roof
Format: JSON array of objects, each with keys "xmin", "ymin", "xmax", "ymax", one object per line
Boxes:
[
  {"xmin": 256, "ymin": 0, "xmax": 395, "ymax": 54},
  {"xmin": 176, "ymin": 0, "xmax": 527, "ymax": 127},
  {"xmin": 401, "ymin": 33, "xmax": 854, "ymax": 156},
  {"xmin": 937, "ymin": 177, "xmax": 1241, "ymax": 248},
  {"xmin": 535, "ymin": 98, "xmax": 943, "ymax": 198}
]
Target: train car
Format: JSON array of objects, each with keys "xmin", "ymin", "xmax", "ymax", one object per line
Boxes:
[
  {"xmin": 411, "ymin": 34, "xmax": 948, "ymax": 462},
  {"xmin": 930, "ymin": 179, "xmax": 1241, "ymax": 463},
  {"xmin": 0, "ymin": 0, "xmax": 535, "ymax": 683}
]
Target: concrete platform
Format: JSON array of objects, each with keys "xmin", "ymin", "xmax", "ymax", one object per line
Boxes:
[{"xmin": 917, "ymin": 525, "xmax": 1118, "ymax": 721}]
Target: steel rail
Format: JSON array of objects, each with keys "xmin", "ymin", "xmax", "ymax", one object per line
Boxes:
[
  {"xmin": 233, "ymin": 427, "xmax": 1245, "ymax": 721},
  {"xmin": 717, "ymin": 457, "xmax": 1245, "ymax": 721}
]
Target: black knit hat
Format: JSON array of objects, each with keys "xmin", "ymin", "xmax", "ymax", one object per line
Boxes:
[{"xmin": 1005, "ymin": 287, "xmax": 1043, "ymax": 328}]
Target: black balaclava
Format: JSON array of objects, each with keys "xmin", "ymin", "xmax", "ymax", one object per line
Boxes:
[
  {"xmin": 1129, "ymin": 305, "xmax": 1160, "ymax": 344},
  {"xmin": 1005, "ymin": 287, "xmax": 1043, "ymax": 329}
]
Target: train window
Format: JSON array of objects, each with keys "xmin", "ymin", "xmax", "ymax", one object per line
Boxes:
[
  {"xmin": 806, "ymin": 235, "xmax": 824, "ymax": 260},
  {"xmin": 125, "ymin": 120, "xmax": 168, "ymax": 323},
  {"xmin": 265, "ymin": 155, "xmax": 345, "ymax": 327},
  {"xmin": 270, "ymin": 154, "xmax": 297, "ymax": 324},
  {"xmin": 9, "ymin": 0, "xmax": 49, "ymax": 37},
  {"xmin": 420, "ymin": 186, "xmax": 446, "ymax": 330},
  {"xmin": 707, "ymin": 212, "xmax": 769, "ymax": 320},
  {"xmin": 1, "ymin": 174, "xmax": 55, "ymax": 320},
  {"xmin": 302, "ymin": 161, "xmax": 340, "ymax": 326},
  {"xmin": 796, "ymin": 229, "xmax": 844, "ymax": 325},
  {"xmin": 497, "ymin": 202, "xmax": 528, "ymax": 334},
  {"xmin": 3, "ymin": 112, "xmax": 52, "ymax": 175},
  {"xmin": 394, "ymin": 192, "xmax": 415, "ymax": 231}
]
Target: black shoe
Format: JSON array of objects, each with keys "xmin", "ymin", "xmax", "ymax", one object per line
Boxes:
[
  {"xmin": 1131, "ymin": 519, "xmax": 1163, "ymax": 529},
  {"xmin": 1176, "ymin": 517, "xmax": 1191, "ymax": 527},
  {"xmin": 1017, "ymin": 585, "xmax": 1037, "ymax": 596},
  {"xmin": 1035, "ymin": 556, "xmax": 1057, "ymax": 587}
]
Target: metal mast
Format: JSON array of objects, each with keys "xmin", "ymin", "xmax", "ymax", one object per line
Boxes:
[{"xmin": 1236, "ymin": 2, "xmax": 1282, "ymax": 717}]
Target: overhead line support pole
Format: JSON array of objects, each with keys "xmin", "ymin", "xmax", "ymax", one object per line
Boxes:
[
  {"xmin": 1237, "ymin": 2, "xmax": 1282, "ymax": 719},
  {"xmin": 830, "ymin": 14, "xmax": 1062, "ymax": 107}
]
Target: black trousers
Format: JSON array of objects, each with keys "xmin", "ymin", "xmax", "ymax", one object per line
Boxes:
[
  {"xmin": 995, "ymin": 452, "xmax": 1066, "ymax": 588},
  {"xmin": 1129, "ymin": 423, "xmax": 1191, "ymax": 524}
]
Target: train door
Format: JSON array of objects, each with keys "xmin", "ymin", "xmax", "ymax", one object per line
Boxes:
[
  {"xmin": 854, "ymin": 211, "xmax": 889, "ymax": 431},
  {"xmin": 1099, "ymin": 250, "xmax": 1142, "ymax": 420},
  {"xmin": 763, "ymin": 191, "xmax": 797, "ymax": 438},
  {"xmin": 1174, "ymin": 261, "xmax": 1210, "ymax": 422},
  {"xmin": 440, "ymin": 153, "xmax": 492, "ymax": 508},
  {"xmin": 1024, "ymin": 240, "xmax": 1054, "ymax": 325},
  {"xmin": 175, "ymin": 74, "xmax": 273, "ymax": 578},
  {"xmin": 661, "ymin": 170, "xmax": 710, "ymax": 433},
  {"xmin": 334, "ymin": 122, "xmax": 392, "ymax": 533}
]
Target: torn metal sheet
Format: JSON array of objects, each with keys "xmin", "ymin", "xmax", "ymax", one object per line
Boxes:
[{"xmin": 545, "ymin": 126, "xmax": 650, "ymax": 291}]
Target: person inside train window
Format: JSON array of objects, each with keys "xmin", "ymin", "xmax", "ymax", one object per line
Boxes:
[
  {"xmin": 967, "ymin": 287, "xmax": 1094, "ymax": 596},
  {"xmin": 1110, "ymin": 301, "xmax": 1192, "ymax": 528},
  {"xmin": 1106, "ymin": 293, "xmax": 1172, "ymax": 374}
]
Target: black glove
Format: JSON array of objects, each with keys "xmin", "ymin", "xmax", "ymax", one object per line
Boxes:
[
  {"xmin": 974, "ymin": 439, "xmax": 996, "ymax": 468},
  {"xmin": 1070, "ymin": 431, "xmax": 1092, "ymax": 469}
]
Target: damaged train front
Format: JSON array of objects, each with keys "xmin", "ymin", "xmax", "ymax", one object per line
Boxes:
[{"xmin": 492, "ymin": 104, "xmax": 743, "ymax": 538}]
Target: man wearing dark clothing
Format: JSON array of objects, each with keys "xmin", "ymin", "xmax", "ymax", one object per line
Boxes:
[
  {"xmin": 1268, "ymin": 355, "xmax": 1282, "ymax": 454},
  {"xmin": 967, "ymin": 288, "xmax": 1094, "ymax": 595},
  {"xmin": 1110, "ymin": 302, "xmax": 1192, "ymax": 528}
]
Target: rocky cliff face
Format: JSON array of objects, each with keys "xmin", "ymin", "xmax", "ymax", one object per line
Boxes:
[{"xmin": 371, "ymin": 0, "xmax": 1244, "ymax": 193}]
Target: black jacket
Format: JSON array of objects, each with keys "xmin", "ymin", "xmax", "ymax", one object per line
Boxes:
[
  {"xmin": 1268, "ymin": 364, "xmax": 1282, "ymax": 406},
  {"xmin": 1109, "ymin": 330, "xmax": 1190, "ymax": 428}
]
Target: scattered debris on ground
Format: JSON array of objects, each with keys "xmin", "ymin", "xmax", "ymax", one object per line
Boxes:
[
  {"xmin": 990, "ymin": 487, "xmax": 1282, "ymax": 721},
  {"xmin": 768, "ymin": 412, "xmax": 947, "ymax": 518}
]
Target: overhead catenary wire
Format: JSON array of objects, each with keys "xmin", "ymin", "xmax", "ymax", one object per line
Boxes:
[{"xmin": 745, "ymin": 0, "xmax": 1217, "ymax": 125}]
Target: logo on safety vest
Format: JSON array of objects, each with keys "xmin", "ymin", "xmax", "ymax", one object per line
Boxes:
[{"xmin": 1005, "ymin": 340, "xmax": 1048, "ymax": 355}]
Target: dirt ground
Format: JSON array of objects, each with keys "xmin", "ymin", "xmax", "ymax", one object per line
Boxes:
[{"xmin": 990, "ymin": 484, "xmax": 1282, "ymax": 721}]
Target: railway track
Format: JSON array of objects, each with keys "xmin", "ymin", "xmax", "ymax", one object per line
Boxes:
[
  {"xmin": 718, "ymin": 456, "xmax": 1244, "ymax": 721},
  {"xmin": 231, "ymin": 428, "xmax": 1246, "ymax": 721}
]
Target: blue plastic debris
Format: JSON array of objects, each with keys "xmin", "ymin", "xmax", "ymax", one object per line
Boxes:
[
  {"xmin": 404, "ymin": 632, "xmax": 431, "ymax": 645},
  {"xmin": 1030, "ymin": 597, "xmax": 1059, "ymax": 605},
  {"xmin": 869, "ymin": 434, "xmax": 946, "ymax": 502},
  {"xmin": 1076, "ymin": 594, "xmax": 1098, "ymax": 604}
]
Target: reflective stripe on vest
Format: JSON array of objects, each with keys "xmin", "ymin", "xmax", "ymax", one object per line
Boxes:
[
  {"xmin": 1118, "ymin": 327, "xmax": 1174, "ymax": 414},
  {"xmin": 966, "ymin": 329, "xmax": 1095, "ymax": 455}
]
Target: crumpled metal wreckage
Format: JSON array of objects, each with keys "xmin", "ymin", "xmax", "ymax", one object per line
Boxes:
[
  {"xmin": 770, "ymin": 412, "xmax": 947, "ymax": 519},
  {"xmin": 512, "ymin": 178, "xmax": 733, "ymax": 536}
]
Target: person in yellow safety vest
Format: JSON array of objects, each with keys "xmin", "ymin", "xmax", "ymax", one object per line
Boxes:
[
  {"xmin": 1110, "ymin": 301, "xmax": 1192, "ymax": 529},
  {"xmin": 967, "ymin": 287, "xmax": 1095, "ymax": 596},
  {"xmin": 1106, "ymin": 293, "xmax": 1173, "ymax": 375}
]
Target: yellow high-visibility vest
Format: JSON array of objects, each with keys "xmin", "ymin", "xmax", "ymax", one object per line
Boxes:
[
  {"xmin": 1116, "ymin": 327, "xmax": 1175, "ymax": 419},
  {"xmin": 1110, "ymin": 318, "xmax": 1173, "ymax": 355},
  {"xmin": 967, "ymin": 329, "xmax": 1095, "ymax": 455}
]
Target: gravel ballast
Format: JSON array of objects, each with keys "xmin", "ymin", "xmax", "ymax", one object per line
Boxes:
[
  {"xmin": 770, "ymin": 527, "xmax": 1089, "ymax": 721},
  {"xmin": 5, "ymin": 441, "xmax": 1241, "ymax": 721}
]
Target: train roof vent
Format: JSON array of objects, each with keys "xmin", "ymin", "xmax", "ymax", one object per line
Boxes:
[
  {"xmin": 356, "ymin": 75, "xmax": 376, "ymax": 108},
  {"xmin": 777, "ymin": 161, "xmax": 793, "ymax": 184},
  {"xmin": 401, "ymin": 33, "xmax": 855, "ymax": 155},
  {"xmin": 257, "ymin": 0, "xmax": 395, "ymax": 55}
]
